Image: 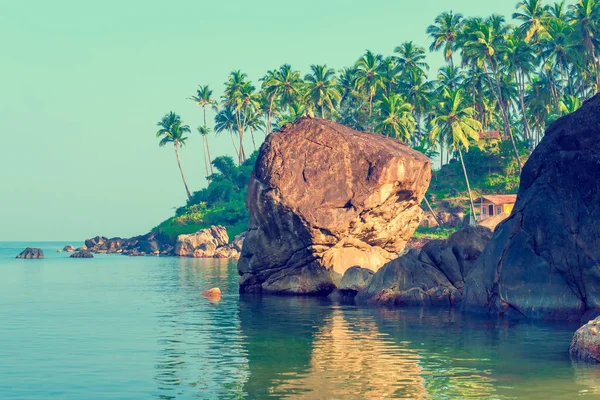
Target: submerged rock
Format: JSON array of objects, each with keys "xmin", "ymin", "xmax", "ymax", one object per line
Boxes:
[
  {"xmin": 570, "ymin": 317, "xmax": 600, "ymax": 363},
  {"xmin": 175, "ymin": 226, "xmax": 229, "ymax": 257},
  {"xmin": 463, "ymin": 94, "xmax": 600, "ymax": 320},
  {"xmin": 16, "ymin": 248, "xmax": 44, "ymax": 259},
  {"xmin": 70, "ymin": 250, "xmax": 93, "ymax": 258},
  {"xmin": 239, "ymin": 117, "xmax": 431, "ymax": 295}
]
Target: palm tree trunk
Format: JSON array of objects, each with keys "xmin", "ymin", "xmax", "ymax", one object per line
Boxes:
[
  {"xmin": 517, "ymin": 71, "xmax": 532, "ymax": 148},
  {"xmin": 229, "ymin": 131, "xmax": 239, "ymax": 160},
  {"xmin": 424, "ymin": 195, "xmax": 442, "ymax": 227},
  {"xmin": 174, "ymin": 142, "xmax": 191, "ymax": 200},
  {"xmin": 458, "ymin": 146, "xmax": 477, "ymax": 224},
  {"xmin": 250, "ymin": 131, "xmax": 257, "ymax": 151},
  {"xmin": 205, "ymin": 135, "xmax": 214, "ymax": 175},
  {"xmin": 202, "ymin": 136, "xmax": 209, "ymax": 178}
]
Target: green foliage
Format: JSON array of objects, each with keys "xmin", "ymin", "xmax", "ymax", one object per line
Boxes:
[
  {"xmin": 414, "ymin": 227, "xmax": 460, "ymax": 240},
  {"xmin": 153, "ymin": 152, "xmax": 258, "ymax": 240}
]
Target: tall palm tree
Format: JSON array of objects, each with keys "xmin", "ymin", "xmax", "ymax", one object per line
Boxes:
[
  {"xmin": 303, "ymin": 64, "xmax": 341, "ymax": 118},
  {"xmin": 427, "ymin": 11, "xmax": 464, "ymax": 69},
  {"xmin": 513, "ymin": 0, "xmax": 548, "ymax": 42},
  {"xmin": 156, "ymin": 112, "xmax": 192, "ymax": 200},
  {"xmin": 355, "ymin": 50, "xmax": 383, "ymax": 119},
  {"xmin": 189, "ymin": 85, "xmax": 218, "ymax": 174},
  {"xmin": 399, "ymin": 68, "xmax": 434, "ymax": 141},
  {"xmin": 373, "ymin": 93, "xmax": 416, "ymax": 141},
  {"xmin": 430, "ymin": 89, "xmax": 482, "ymax": 221}
]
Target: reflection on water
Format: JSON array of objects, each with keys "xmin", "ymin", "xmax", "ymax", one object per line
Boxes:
[{"xmin": 0, "ymin": 243, "xmax": 596, "ymax": 399}]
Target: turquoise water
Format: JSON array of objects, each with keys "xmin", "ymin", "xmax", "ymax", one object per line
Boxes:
[{"xmin": 1, "ymin": 242, "xmax": 598, "ymax": 399}]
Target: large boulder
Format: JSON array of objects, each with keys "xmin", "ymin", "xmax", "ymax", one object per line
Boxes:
[
  {"xmin": 238, "ymin": 117, "xmax": 431, "ymax": 295},
  {"xmin": 174, "ymin": 226, "xmax": 229, "ymax": 257},
  {"xmin": 360, "ymin": 225, "xmax": 492, "ymax": 306},
  {"xmin": 16, "ymin": 248, "xmax": 44, "ymax": 259},
  {"xmin": 570, "ymin": 317, "xmax": 600, "ymax": 363},
  {"xmin": 463, "ymin": 94, "xmax": 600, "ymax": 320}
]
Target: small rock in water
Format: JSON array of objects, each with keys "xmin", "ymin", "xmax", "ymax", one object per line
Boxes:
[
  {"xmin": 63, "ymin": 245, "xmax": 76, "ymax": 253},
  {"xmin": 57, "ymin": 249, "xmax": 62, "ymax": 253},
  {"xmin": 570, "ymin": 317, "xmax": 600, "ymax": 363},
  {"xmin": 16, "ymin": 248, "xmax": 44, "ymax": 259},
  {"xmin": 70, "ymin": 250, "xmax": 93, "ymax": 259},
  {"xmin": 202, "ymin": 288, "xmax": 221, "ymax": 300}
]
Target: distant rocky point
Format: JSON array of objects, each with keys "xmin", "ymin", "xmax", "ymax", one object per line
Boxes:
[{"xmin": 79, "ymin": 226, "xmax": 244, "ymax": 259}]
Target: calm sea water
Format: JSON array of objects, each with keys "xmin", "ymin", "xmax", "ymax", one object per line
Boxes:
[{"xmin": 1, "ymin": 241, "xmax": 598, "ymax": 399}]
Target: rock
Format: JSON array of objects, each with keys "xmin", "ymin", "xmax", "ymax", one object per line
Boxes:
[
  {"xmin": 127, "ymin": 249, "xmax": 145, "ymax": 257},
  {"xmin": 76, "ymin": 245, "xmax": 88, "ymax": 252},
  {"xmin": 230, "ymin": 232, "xmax": 246, "ymax": 252},
  {"xmin": 57, "ymin": 249, "xmax": 62, "ymax": 253},
  {"xmin": 213, "ymin": 247, "xmax": 241, "ymax": 259},
  {"xmin": 85, "ymin": 236, "xmax": 108, "ymax": 251},
  {"xmin": 16, "ymin": 248, "xmax": 44, "ymax": 259},
  {"xmin": 70, "ymin": 250, "xmax": 93, "ymax": 258},
  {"xmin": 202, "ymin": 288, "xmax": 221, "ymax": 300},
  {"xmin": 63, "ymin": 245, "xmax": 76, "ymax": 253},
  {"xmin": 239, "ymin": 117, "xmax": 431, "ymax": 295},
  {"xmin": 478, "ymin": 213, "xmax": 509, "ymax": 231},
  {"xmin": 360, "ymin": 225, "xmax": 492, "ymax": 306},
  {"xmin": 570, "ymin": 317, "xmax": 600, "ymax": 363},
  {"xmin": 338, "ymin": 266, "xmax": 374, "ymax": 293},
  {"xmin": 175, "ymin": 226, "xmax": 229, "ymax": 257},
  {"xmin": 463, "ymin": 94, "xmax": 600, "ymax": 320}
]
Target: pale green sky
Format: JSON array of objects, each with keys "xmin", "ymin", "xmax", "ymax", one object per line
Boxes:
[{"xmin": 0, "ymin": 0, "xmax": 552, "ymax": 241}]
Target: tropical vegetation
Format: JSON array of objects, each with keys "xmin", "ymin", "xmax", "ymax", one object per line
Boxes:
[{"xmin": 154, "ymin": 0, "xmax": 600, "ymax": 236}]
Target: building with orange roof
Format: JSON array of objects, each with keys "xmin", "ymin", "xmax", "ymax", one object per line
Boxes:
[{"xmin": 475, "ymin": 194, "xmax": 517, "ymax": 220}]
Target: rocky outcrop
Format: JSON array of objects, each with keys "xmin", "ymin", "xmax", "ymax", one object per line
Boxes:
[
  {"xmin": 70, "ymin": 250, "xmax": 93, "ymax": 258},
  {"xmin": 82, "ymin": 226, "xmax": 242, "ymax": 259},
  {"xmin": 174, "ymin": 226, "xmax": 229, "ymax": 257},
  {"xmin": 359, "ymin": 225, "xmax": 492, "ymax": 306},
  {"xmin": 63, "ymin": 245, "xmax": 75, "ymax": 253},
  {"xmin": 463, "ymin": 94, "xmax": 600, "ymax": 320},
  {"xmin": 239, "ymin": 117, "xmax": 431, "ymax": 295},
  {"xmin": 16, "ymin": 248, "xmax": 44, "ymax": 259},
  {"xmin": 478, "ymin": 213, "xmax": 509, "ymax": 231}
]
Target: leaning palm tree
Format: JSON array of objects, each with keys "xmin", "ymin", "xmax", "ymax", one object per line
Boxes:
[
  {"xmin": 303, "ymin": 64, "xmax": 341, "ymax": 118},
  {"xmin": 430, "ymin": 89, "xmax": 482, "ymax": 222},
  {"xmin": 427, "ymin": 11, "xmax": 464, "ymax": 69},
  {"xmin": 373, "ymin": 93, "xmax": 416, "ymax": 141},
  {"xmin": 156, "ymin": 112, "xmax": 192, "ymax": 200}
]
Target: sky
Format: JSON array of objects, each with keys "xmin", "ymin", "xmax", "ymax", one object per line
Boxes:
[{"xmin": 0, "ymin": 0, "xmax": 546, "ymax": 241}]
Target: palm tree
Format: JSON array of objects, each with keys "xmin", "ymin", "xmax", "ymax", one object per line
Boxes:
[
  {"xmin": 513, "ymin": 0, "xmax": 548, "ymax": 42},
  {"xmin": 437, "ymin": 65, "xmax": 464, "ymax": 90},
  {"xmin": 214, "ymin": 106, "xmax": 240, "ymax": 160},
  {"xmin": 568, "ymin": 0, "xmax": 600, "ymax": 90},
  {"xmin": 461, "ymin": 16, "xmax": 524, "ymax": 172},
  {"xmin": 394, "ymin": 41, "xmax": 430, "ymax": 77},
  {"xmin": 197, "ymin": 126, "xmax": 212, "ymax": 178},
  {"xmin": 189, "ymin": 85, "xmax": 218, "ymax": 174},
  {"xmin": 398, "ymin": 68, "xmax": 434, "ymax": 141},
  {"xmin": 356, "ymin": 50, "xmax": 383, "ymax": 119},
  {"xmin": 427, "ymin": 11, "xmax": 464, "ymax": 69},
  {"xmin": 304, "ymin": 64, "xmax": 341, "ymax": 118},
  {"xmin": 156, "ymin": 112, "xmax": 192, "ymax": 199},
  {"xmin": 261, "ymin": 65, "xmax": 304, "ymax": 111},
  {"xmin": 373, "ymin": 93, "xmax": 416, "ymax": 141},
  {"xmin": 430, "ymin": 89, "xmax": 482, "ymax": 221}
]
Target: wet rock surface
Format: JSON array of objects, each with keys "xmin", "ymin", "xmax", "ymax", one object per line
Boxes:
[
  {"xmin": 239, "ymin": 117, "xmax": 431, "ymax": 295},
  {"xmin": 570, "ymin": 316, "xmax": 600, "ymax": 364}
]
